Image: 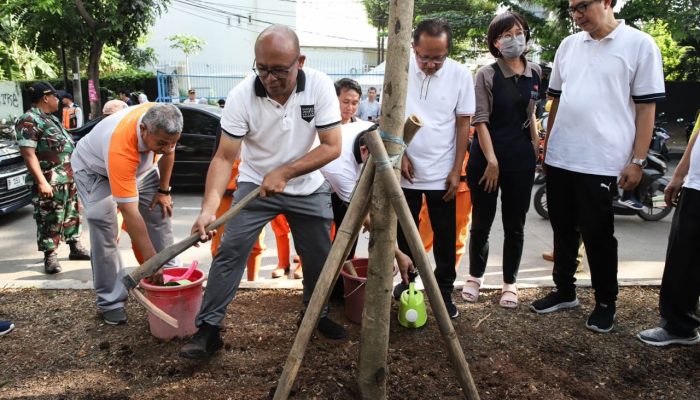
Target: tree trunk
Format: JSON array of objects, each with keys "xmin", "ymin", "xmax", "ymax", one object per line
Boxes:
[
  {"xmin": 87, "ymin": 38, "xmax": 103, "ymax": 118},
  {"xmin": 357, "ymin": 1, "xmax": 414, "ymax": 399},
  {"xmin": 71, "ymin": 53, "xmax": 83, "ymax": 110}
]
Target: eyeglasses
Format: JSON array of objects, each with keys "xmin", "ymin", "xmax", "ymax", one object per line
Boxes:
[
  {"xmin": 415, "ymin": 52, "xmax": 448, "ymax": 65},
  {"xmin": 252, "ymin": 56, "xmax": 299, "ymax": 80},
  {"xmin": 498, "ymin": 32, "xmax": 526, "ymax": 41},
  {"xmin": 567, "ymin": 0, "xmax": 602, "ymax": 16}
]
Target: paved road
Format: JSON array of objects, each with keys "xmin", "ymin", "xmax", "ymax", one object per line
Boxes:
[{"xmin": 0, "ymin": 176, "xmax": 676, "ymax": 291}]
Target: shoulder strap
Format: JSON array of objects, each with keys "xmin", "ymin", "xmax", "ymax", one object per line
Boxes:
[{"xmin": 491, "ymin": 62, "xmax": 528, "ymax": 119}]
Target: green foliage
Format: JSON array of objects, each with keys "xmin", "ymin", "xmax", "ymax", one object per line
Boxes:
[
  {"xmin": 168, "ymin": 34, "xmax": 206, "ymax": 57},
  {"xmin": 641, "ymin": 20, "xmax": 692, "ymax": 80},
  {"xmin": 620, "ymin": 0, "xmax": 700, "ymax": 80},
  {"xmin": 0, "ymin": 15, "xmax": 58, "ymax": 80},
  {"xmin": 362, "ymin": 0, "xmax": 497, "ymax": 59},
  {"xmin": 99, "ymin": 70, "xmax": 155, "ymax": 98}
]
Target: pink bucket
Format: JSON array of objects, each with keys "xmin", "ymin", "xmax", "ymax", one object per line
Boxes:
[{"xmin": 139, "ymin": 267, "xmax": 206, "ymax": 340}]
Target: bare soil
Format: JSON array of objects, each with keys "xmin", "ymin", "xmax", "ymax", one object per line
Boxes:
[{"xmin": 1, "ymin": 287, "xmax": 699, "ymax": 400}]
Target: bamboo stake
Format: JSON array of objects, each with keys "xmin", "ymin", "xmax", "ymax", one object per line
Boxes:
[
  {"xmin": 358, "ymin": 1, "xmax": 414, "ymax": 399},
  {"xmin": 273, "ymin": 160, "xmax": 376, "ymax": 400},
  {"xmin": 364, "ymin": 130, "xmax": 480, "ymax": 400}
]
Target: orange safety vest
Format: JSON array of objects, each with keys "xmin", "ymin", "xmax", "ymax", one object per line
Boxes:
[{"xmin": 62, "ymin": 105, "xmax": 78, "ymax": 129}]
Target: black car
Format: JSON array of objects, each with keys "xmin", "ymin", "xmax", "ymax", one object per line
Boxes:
[
  {"xmin": 0, "ymin": 135, "xmax": 32, "ymax": 215},
  {"xmin": 71, "ymin": 103, "xmax": 222, "ymax": 188}
]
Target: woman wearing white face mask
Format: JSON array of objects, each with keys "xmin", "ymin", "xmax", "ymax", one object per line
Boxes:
[{"xmin": 462, "ymin": 11, "xmax": 541, "ymax": 308}]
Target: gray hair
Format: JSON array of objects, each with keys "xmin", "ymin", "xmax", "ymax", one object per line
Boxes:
[{"xmin": 141, "ymin": 103, "xmax": 183, "ymax": 136}]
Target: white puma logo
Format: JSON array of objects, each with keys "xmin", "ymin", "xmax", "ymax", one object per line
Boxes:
[{"xmin": 600, "ymin": 182, "xmax": 611, "ymax": 191}]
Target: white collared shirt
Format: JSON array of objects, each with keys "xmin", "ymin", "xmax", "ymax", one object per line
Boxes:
[
  {"xmin": 320, "ymin": 120, "xmax": 374, "ymax": 202},
  {"xmin": 402, "ymin": 54, "xmax": 475, "ymax": 190},
  {"xmin": 220, "ymin": 68, "xmax": 341, "ymax": 195},
  {"xmin": 545, "ymin": 21, "xmax": 666, "ymax": 176}
]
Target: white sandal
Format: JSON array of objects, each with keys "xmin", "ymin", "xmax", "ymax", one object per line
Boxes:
[
  {"xmin": 461, "ymin": 276, "xmax": 483, "ymax": 302},
  {"xmin": 499, "ymin": 283, "xmax": 518, "ymax": 309}
]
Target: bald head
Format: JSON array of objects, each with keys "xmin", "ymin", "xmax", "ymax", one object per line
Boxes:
[{"xmin": 254, "ymin": 25, "xmax": 300, "ymax": 56}]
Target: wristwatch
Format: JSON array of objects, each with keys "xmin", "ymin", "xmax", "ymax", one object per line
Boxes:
[
  {"xmin": 631, "ymin": 158, "xmax": 647, "ymax": 169},
  {"xmin": 157, "ymin": 186, "xmax": 172, "ymax": 195}
]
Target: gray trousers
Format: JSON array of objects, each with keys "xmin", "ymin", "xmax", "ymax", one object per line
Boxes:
[
  {"xmin": 74, "ymin": 169, "xmax": 179, "ymax": 311},
  {"xmin": 196, "ymin": 181, "xmax": 334, "ymax": 327}
]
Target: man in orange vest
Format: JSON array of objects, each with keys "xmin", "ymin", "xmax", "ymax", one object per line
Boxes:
[
  {"xmin": 72, "ymin": 103, "xmax": 182, "ymax": 325},
  {"xmin": 61, "ymin": 93, "xmax": 83, "ymax": 129}
]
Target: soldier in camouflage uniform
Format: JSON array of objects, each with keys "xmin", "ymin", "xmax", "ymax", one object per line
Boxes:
[{"xmin": 16, "ymin": 81, "xmax": 90, "ymax": 274}]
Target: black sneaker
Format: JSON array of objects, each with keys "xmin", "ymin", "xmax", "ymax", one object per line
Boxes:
[
  {"xmin": 317, "ymin": 316, "xmax": 347, "ymax": 340},
  {"xmin": 179, "ymin": 323, "xmax": 224, "ymax": 359},
  {"xmin": 68, "ymin": 241, "xmax": 91, "ymax": 260},
  {"xmin": 444, "ymin": 297, "xmax": 459, "ymax": 319},
  {"xmin": 585, "ymin": 302, "xmax": 616, "ymax": 333},
  {"xmin": 103, "ymin": 307, "xmax": 128, "ymax": 325},
  {"xmin": 530, "ymin": 290, "xmax": 579, "ymax": 314},
  {"xmin": 44, "ymin": 251, "xmax": 62, "ymax": 274}
]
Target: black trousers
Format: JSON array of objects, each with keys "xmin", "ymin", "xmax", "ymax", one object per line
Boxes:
[
  {"xmin": 397, "ymin": 188, "xmax": 456, "ymax": 296},
  {"xmin": 659, "ymin": 188, "xmax": 700, "ymax": 336},
  {"xmin": 331, "ymin": 192, "xmax": 358, "ymax": 260},
  {"xmin": 546, "ymin": 165, "xmax": 618, "ymax": 304},
  {"xmin": 466, "ymin": 167, "xmax": 534, "ymax": 284}
]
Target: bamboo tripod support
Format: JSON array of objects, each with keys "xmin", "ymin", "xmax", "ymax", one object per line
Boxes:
[
  {"xmin": 273, "ymin": 158, "xmax": 377, "ymax": 400},
  {"xmin": 363, "ymin": 130, "xmax": 481, "ymax": 400}
]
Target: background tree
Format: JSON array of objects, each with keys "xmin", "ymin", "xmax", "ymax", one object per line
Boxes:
[
  {"xmin": 167, "ymin": 34, "xmax": 206, "ymax": 90},
  {"xmin": 3, "ymin": 0, "xmax": 168, "ymax": 117},
  {"xmin": 362, "ymin": 0, "xmax": 498, "ymax": 61},
  {"xmin": 0, "ymin": 14, "xmax": 57, "ymax": 80},
  {"xmin": 619, "ymin": 0, "xmax": 700, "ymax": 80}
]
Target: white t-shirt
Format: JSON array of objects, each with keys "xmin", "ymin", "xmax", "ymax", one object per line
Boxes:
[
  {"xmin": 402, "ymin": 55, "xmax": 475, "ymax": 190},
  {"xmin": 684, "ymin": 139, "xmax": 700, "ymax": 191},
  {"xmin": 220, "ymin": 68, "xmax": 342, "ymax": 195},
  {"xmin": 545, "ymin": 21, "xmax": 666, "ymax": 177},
  {"xmin": 320, "ymin": 120, "xmax": 374, "ymax": 202}
]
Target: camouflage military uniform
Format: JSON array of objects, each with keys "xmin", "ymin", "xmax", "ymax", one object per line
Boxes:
[{"xmin": 15, "ymin": 107, "xmax": 83, "ymax": 252}]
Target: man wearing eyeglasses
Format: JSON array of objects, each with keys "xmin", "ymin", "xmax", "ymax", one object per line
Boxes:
[
  {"xmin": 180, "ymin": 25, "xmax": 344, "ymax": 359},
  {"xmin": 531, "ymin": 0, "xmax": 665, "ymax": 334},
  {"xmin": 394, "ymin": 18, "xmax": 475, "ymax": 320}
]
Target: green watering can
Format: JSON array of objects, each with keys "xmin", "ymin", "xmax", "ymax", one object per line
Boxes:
[{"xmin": 398, "ymin": 282, "xmax": 427, "ymax": 328}]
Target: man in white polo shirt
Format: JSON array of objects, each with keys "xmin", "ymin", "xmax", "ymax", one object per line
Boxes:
[
  {"xmin": 395, "ymin": 18, "xmax": 475, "ymax": 319},
  {"xmin": 531, "ymin": 0, "xmax": 665, "ymax": 334},
  {"xmin": 180, "ymin": 25, "xmax": 343, "ymax": 359}
]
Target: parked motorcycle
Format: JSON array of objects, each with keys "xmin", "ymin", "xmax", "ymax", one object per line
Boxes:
[{"xmin": 533, "ymin": 151, "xmax": 672, "ymax": 221}]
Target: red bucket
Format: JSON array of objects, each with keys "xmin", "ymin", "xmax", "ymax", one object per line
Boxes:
[
  {"xmin": 140, "ymin": 267, "xmax": 206, "ymax": 340},
  {"xmin": 339, "ymin": 258, "xmax": 397, "ymax": 325}
]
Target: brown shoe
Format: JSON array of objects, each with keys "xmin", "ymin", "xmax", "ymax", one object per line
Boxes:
[
  {"xmin": 271, "ymin": 266, "xmax": 289, "ymax": 279},
  {"xmin": 542, "ymin": 251, "xmax": 554, "ymax": 262}
]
